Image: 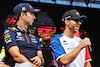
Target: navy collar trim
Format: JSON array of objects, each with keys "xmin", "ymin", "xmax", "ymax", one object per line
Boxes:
[{"xmin": 14, "ymin": 24, "xmax": 30, "ymax": 33}]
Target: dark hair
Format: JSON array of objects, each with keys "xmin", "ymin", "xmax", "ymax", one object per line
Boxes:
[
  {"xmin": 62, "ymin": 17, "xmax": 71, "ymax": 28},
  {"xmin": 14, "ymin": 11, "xmax": 27, "ymax": 22},
  {"xmin": 14, "ymin": 14, "xmax": 20, "ymax": 22}
]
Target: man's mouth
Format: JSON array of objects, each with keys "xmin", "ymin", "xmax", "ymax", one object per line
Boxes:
[{"xmin": 75, "ymin": 25, "xmax": 80, "ymax": 30}]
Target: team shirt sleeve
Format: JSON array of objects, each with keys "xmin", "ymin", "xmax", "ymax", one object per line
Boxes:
[
  {"xmin": 37, "ymin": 36, "xmax": 42, "ymax": 50},
  {"xmin": 85, "ymin": 47, "xmax": 92, "ymax": 62},
  {"xmin": 50, "ymin": 37, "xmax": 66, "ymax": 61},
  {"xmin": 4, "ymin": 29, "xmax": 18, "ymax": 50}
]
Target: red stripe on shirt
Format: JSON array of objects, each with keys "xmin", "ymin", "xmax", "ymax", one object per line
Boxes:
[
  {"xmin": 85, "ymin": 47, "xmax": 91, "ymax": 61},
  {"xmin": 25, "ymin": 32, "xmax": 30, "ymax": 43},
  {"xmin": 6, "ymin": 44, "xmax": 18, "ymax": 50}
]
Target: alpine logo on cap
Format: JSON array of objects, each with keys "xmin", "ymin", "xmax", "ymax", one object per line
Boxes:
[
  {"xmin": 76, "ymin": 12, "xmax": 79, "ymax": 15},
  {"xmin": 22, "ymin": 7, "xmax": 26, "ymax": 11},
  {"xmin": 29, "ymin": 5, "xmax": 33, "ymax": 9}
]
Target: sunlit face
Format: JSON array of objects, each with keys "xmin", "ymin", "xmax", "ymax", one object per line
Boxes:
[
  {"xmin": 23, "ymin": 11, "xmax": 36, "ymax": 26},
  {"xmin": 68, "ymin": 19, "xmax": 81, "ymax": 33}
]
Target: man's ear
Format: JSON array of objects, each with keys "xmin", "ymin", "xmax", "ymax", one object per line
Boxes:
[
  {"xmin": 64, "ymin": 20, "xmax": 69, "ymax": 26},
  {"xmin": 20, "ymin": 12, "xmax": 25, "ymax": 19}
]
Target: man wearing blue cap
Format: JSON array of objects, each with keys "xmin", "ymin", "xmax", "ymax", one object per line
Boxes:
[
  {"xmin": 50, "ymin": 9, "xmax": 92, "ymax": 67},
  {"xmin": 4, "ymin": 3, "xmax": 44, "ymax": 67}
]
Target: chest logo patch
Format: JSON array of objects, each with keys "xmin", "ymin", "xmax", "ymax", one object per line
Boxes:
[
  {"xmin": 63, "ymin": 40, "xmax": 68, "ymax": 45},
  {"xmin": 17, "ymin": 32, "xmax": 22, "ymax": 36}
]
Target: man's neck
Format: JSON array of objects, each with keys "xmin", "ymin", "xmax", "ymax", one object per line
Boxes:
[
  {"xmin": 16, "ymin": 20, "xmax": 28, "ymax": 32},
  {"xmin": 62, "ymin": 28, "xmax": 75, "ymax": 38}
]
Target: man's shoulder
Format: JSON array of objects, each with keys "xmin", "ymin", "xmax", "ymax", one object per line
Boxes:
[
  {"xmin": 4, "ymin": 29, "xmax": 13, "ymax": 34},
  {"xmin": 52, "ymin": 34, "xmax": 63, "ymax": 40},
  {"xmin": 4, "ymin": 27, "xmax": 18, "ymax": 33},
  {"xmin": 50, "ymin": 34, "xmax": 64, "ymax": 44},
  {"xmin": 10, "ymin": 27, "xmax": 18, "ymax": 31},
  {"xmin": 4, "ymin": 29, "xmax": 17, "ymax": 41}
]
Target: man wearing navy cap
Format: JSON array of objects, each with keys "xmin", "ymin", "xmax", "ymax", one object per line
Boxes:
[
  {"xmin": 4, "ymin": 3, "xmax": 44, "ymax": 67},
  {"xmin": 50, "ymin": 9, "xmax": 92, "ymax": 67}
]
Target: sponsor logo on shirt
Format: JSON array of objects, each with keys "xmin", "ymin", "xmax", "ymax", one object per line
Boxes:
[
  {"xmin": 31, "ymin": 38, "xmax": 38, "ymax": 43},
  {"xmin": 4, "ymin": 35, "xmax": 11, "ymax": 40},
  {"xmin": 29, "ymin": 34, "xmax": 38, "ymax": 43},
  {"xmin": 16, "ymin": 36, "xmax": 25, "ymax": 41},
  {"xmin": 17, "ymin": 32, "xmax": 22, "ymax": 36},
  {"xmin": 29, "ymin": 34, "xmax": 35, "ymax": 38},
  {"xmin": 11, "ymin": 27, "xmax": 18, "ymax": 31},
  {"xmin": 5, "ymin": 38, "xmax": 12, "ymax": 44},
  {"xmin": 67, "ymin": 47, "xmax": 75, "ymax": 50},
  {"xmin": 16, "ymin": 32, "xmax": 24, "ymax": 41},
  {"xmin": 4, "ymin": 30, "xmax": 12, "ymax": 44},
  {"xmin": 63, "ymin": 40, "xmax": 68, "ymax": 45}
]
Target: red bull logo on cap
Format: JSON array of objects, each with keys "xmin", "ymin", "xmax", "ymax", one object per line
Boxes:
[{"xmin": 29, "ymin": 5, "xmax": 33, "ymax": 9}]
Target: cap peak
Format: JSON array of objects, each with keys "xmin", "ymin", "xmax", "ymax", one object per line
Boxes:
[{"xmin": 13, "ymin": 3, "xmax": 40, "ymax": 15}]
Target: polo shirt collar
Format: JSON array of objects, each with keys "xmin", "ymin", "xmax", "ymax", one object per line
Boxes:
[{"xmin": 14, "ymin": 24, "xmax": 30, "ymax": 33}]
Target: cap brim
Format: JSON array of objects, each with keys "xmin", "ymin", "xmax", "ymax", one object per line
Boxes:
[
  {"xmin": 29, "ymin": 9, "xmax": 41, "ymax": 13},
  {"xmin": 80, "ymin": 15, "xmax": 87, "ymax": 20},
  {"xmin": 71, "ymin": 15, "xmax": 87, "ymax": 20}
]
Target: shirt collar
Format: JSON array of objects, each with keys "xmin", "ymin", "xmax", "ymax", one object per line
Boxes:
[{"xmin": 14, "ymin": 24, "xmax": 30, "ymax": 33}]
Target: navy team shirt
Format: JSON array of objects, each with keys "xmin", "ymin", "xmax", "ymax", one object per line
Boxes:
[{"xmin": 4, "ymin": 25, "xmax": 41, "ymax": 67}]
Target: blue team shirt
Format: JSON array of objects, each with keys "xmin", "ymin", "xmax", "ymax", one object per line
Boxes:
[
  {"xmin": 50, "ymin": 34, "xmax": 92, "ymax": 67},
  {"xmin": 50, "ymin": 34, "xmax": 66, "ymax": 60},
  {"xmin": 4, "ymin": 25, "xmax": 41, "ymax": 67}
]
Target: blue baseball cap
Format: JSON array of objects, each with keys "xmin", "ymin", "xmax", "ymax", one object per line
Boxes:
[{"xmin": 13, "ymin": 3, "xmax": 40, "ymax": 15}]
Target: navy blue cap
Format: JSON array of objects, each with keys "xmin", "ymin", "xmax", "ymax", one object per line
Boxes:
[
  {"xmin": 62, "ymin": 9, "xmax": 87, "ymax": 21},
  {"xmin": 13, "ymin": 3, "xmax": 40, "ymax": 15}
]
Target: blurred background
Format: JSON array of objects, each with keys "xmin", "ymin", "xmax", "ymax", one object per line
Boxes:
[{"xmin": 0, "ymin": 0, "xmax": 100, "ymax": 67}]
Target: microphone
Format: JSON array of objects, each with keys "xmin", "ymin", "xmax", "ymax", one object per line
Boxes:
[{"xmin": 79, "ymin": 29, "xmax": 92, "ymax": 52}]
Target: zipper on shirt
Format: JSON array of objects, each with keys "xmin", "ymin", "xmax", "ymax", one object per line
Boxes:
[{"xmin": 25, "ymin": 32, "xmax": 30, "ymax": 43}]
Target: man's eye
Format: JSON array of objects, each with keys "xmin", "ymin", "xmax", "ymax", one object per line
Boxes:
[
  {"xmin": 30, "ymin": 12, "xmax": 33, "ymax": 15},
  {"xmin": 30, "ymin": 12, "xmax": 34, "ymax": 15}
]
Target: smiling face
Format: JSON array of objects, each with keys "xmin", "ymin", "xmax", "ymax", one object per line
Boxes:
[{"xmin": 65, "ymin": 19, "xmax": 81, "ymax": 33}]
